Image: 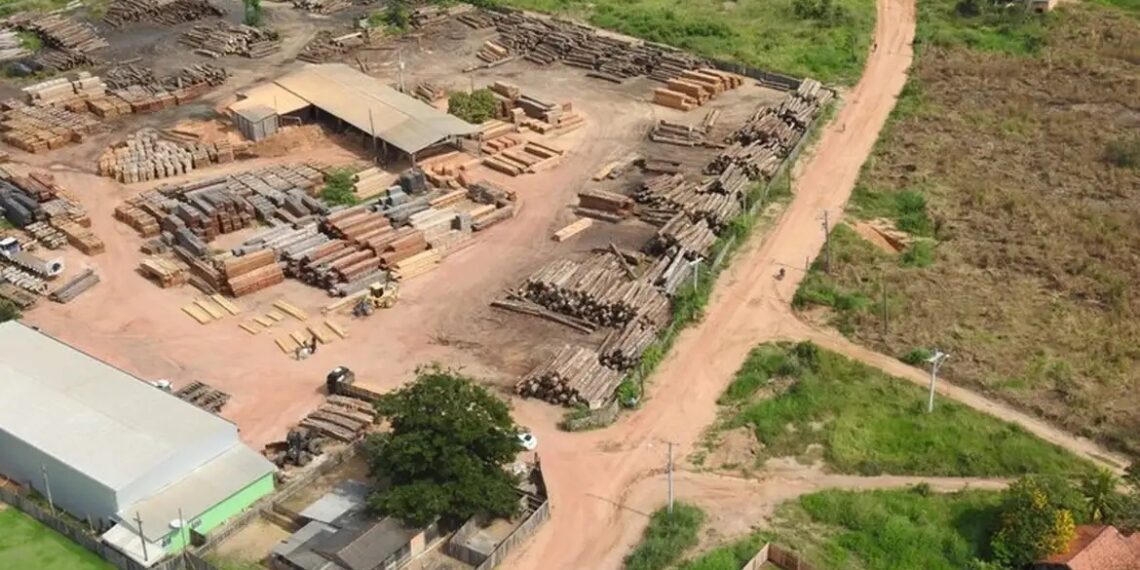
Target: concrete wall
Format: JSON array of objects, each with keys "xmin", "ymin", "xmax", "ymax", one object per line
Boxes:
[
  {"xmin": 161, "ymin": 471, "xmax": 276, "ymax": 553},
  {"xmin": 0, "ymin": 427, "xmax": 119, "ymax": 524}
]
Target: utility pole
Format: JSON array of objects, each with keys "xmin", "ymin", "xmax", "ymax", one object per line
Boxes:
[
  {"xmin": 397, "ymin": 49, "xmax": 406, "ymax": 93},
  {"xmin": 926, "ymin": 350, "xmax": 949, "ymax": 413},
  {"xmin": 880, "ymin": 269, "xmax": 888, "ymax": 338},
  {"xmin": 134, "ymin": 512, "xmax": 148, "ymax": 562},
  {"xmin": 691, "ymin": 259, "xmax": 701, "ymax": 290},
  {"xmin": 822, "ymin": 210, "xmax": 831, "ymax": 273},
  {"xmin": 40, "ymin": 464, "xmax": 55, "ymax": 516},
  {"xmin": 178, "ymin": 508, "xmax": 189, "ymax": 558},
  {"xmin": 666, "ymin": 442, "xmax": 675, "ymax": 514}
]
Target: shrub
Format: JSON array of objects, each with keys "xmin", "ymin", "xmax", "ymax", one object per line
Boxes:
[
  {"xmin": 321, "ymin": 169, "xmax": 358, "ymax": 206},
  {"xmin": 895, "ymin": 190, "xmax": 933, "ymax": 236},
  {"xmin": 624, "ymin": 503, "xmax": 705, "ymax": 570},
  {"xmin": 242, "ymin": 0, "xmax": 262, "ymax": 27},
  {"xmin": 901, "ymin": 240, "xmax": 935, "ymax": 267},
  {"xmin": 386, "ymin": 0, "xmax": 411, "ymax": 29},
  {"xmin": 448, "ymin": 89, "xmax": 498, "ymax": 124},
  {"xmin": 992, "ymin": 476, "xmax": 1081, "ymax": 568},
  {"xmin": 1105, "ymin": 136, "xmax": 1140, "ymax": 169},
  {"xmin": 0, "ymin": 299, "xmax": 19, "ymax": 323},
  {"xmin": 901, "ymin": 347, "xmax": 934, "ymax": 366}
]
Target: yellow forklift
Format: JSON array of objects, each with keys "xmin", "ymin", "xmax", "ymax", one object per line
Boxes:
[{"xmin": 351, "ymin": 282, "xmax": 400, "ymax": 318}]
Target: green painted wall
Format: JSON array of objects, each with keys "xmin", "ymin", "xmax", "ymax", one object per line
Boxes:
[{"xmin": 159, "ymin": 471, "xmax": 275, "ymax": 553}]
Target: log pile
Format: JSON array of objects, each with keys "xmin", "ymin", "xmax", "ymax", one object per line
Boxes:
[
  {"xmin": 33, "ymin": 49, "xmax": 97, "ymax": 72},
  {"xmin": 599, "ymin": 310, "xmax": 668, "ymax": 371},
  {"xmin": 11, "ymin": 14, "xmax": 108, "ymax": 54},
  {"xmin": 97, "ymin": 128, "xmax": 234, "ymax": 183},
  {"xmin": 649, "ymin": 110, "xmax": 721, "ymax": 147},
  {"xmin": 515, "ymin": 345, "xmax": 623, "ymax": 409},
  {"xmin": 221, "ymin": 248, "xmax": 285, "ymax": 296},
  {"xmin": 179, "ymin": 22, "xmax": 281, "ymax": 59},
  {"xmin": 0, "ymin": 27, "xmax": 30, "ymax": 62},
  {"xmin": 297, "ymin": 30, "xmax": 348, "ymax": 62},
  {"xmin": 520, "ymin": 252, "xmax": 669, "ymax": 327},
  {"xmin": 486, "ymin": 11, "xmax": 707, "ymax": 83},
  {"xmin": 652, "ymin": 68, "xmax": 743, "ymax": 111},
  {"xmin": 300, "ymin": 398, "xmax": 375, "ymax": 442},
  {"xmin": 291, "ymin": 0, "xmax": 351, "ymax": 14},
  {"xmin": 410, "ymin": 5, "xmax": 449, "ymax": 28},
  {"xmin": 414, "ymin": 81, "xmax": 447, "ymax": 104},
  {"xmin": 102, "ymin": 64, "xmax": 228, "ymax": 114},
  {"xmin": 103, "ymin": 0, "xmax": 226, "ymax": 27},
  {"xmin": 48, "ymin": 268, "xmax": 99, "ymax": 303},
  {"xmin": 456, "ymin": 11, "xmax": 495, "ymax": 29}
]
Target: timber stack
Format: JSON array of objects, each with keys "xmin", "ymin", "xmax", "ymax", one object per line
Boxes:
[
  {"xmin": 649, "ymin": 110, "xmax": 721, "ymax": 147},
  {"xmin": 575, "ymin": 189, "xmax": 633, "ymax": 223},
  {"xmin": 409, "ymin": 5, "xmax": 449, "ymax": 27},
  {"xmin": 515, "ymin": 345, "xmax": 624, "ymax": 409},
  {"xmin": 520, "ymin": 252, "xmax": 669, "ymax": 327},
  {"xmin": 97, "ymin": 128, "xmax": 234, "ymax": 183},
  {"xmin": 299, "ymin": 398, "xmax": 375, "ymax": 442},
  {"xmin": 297, "ymin": 30, "xmax": 349, "ymax": 63},
  {"xmin": 0, "ymin": 27, "xmax": 30, "ymax": 62},
  {"xmin": 10, "ymin": 14, "xmax": 108, "ymax": 54},
  {"xmin": 0, "ymin": 168, "xmax": 102, "ymax": 254},
  {"xmin": 652, "ymin": 68, "xmax": 744, "ymax": 111},
  {"xmin": 33, "ymin": 49, "xmax": 96, "ymax": 72},
  {"xmin": 179, "ymin": 22, "xmax": 282, "ymax": 59},
  {"xmin": 291, "ymin": 0, "xmax": 350, "ymax": 14},
  {"xmin": 599, "ymin": 310, "xmax": 668, "ymax": 371},
  {"xmin": 221, "ymin": 248, "xmax": 284, "ymax": 296},
  {"xmin": 103, "ymin": 0, "xmax": 226, "ymax": 27},
  {"xmin": 49, "ymin": 268, "xmax": 99, "ymax": 303}
]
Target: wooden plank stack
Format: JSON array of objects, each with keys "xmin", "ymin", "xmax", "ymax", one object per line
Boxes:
[
  {"xmin": 299, "ymin": 398, "xmax": 374, "ymax": 442},
  {"xmin": 174, "ymin": 381, "xmax": 231, "ymax": 412},
  {"xmin": 222, "ymin": 248, "xmax": 285, "ymax": 296},
  {"xmin": 576, "ymin": 189, "xmax": 633, "ymax": 223},
  {"xmin": 179, "ymin": 21, "xmax": 281, "ymax": 59},
  {"xmin": 516, "ymin": 345, "xmax": 624, "ymax": 409},
  {"xmin": 49, "ymin": 268, "xmax": 99, "ymax": 303},
  {"xmin": 103, "ymin": 0, "xmax": 226, "ymax": 27},
  {"xmin": 291, "ymin": 0, "xmax": 350, "ymax": 14},
  {"xmin": 139, "ymin": 258, "xmax": 187, "ymax": 288},
  {"xmin": 97, "ymin": 128, "xmax": 234, "ymax": 183},
  {"xmin": 653, "ymin": 68, "xmax": 743, "ymax": 111}
]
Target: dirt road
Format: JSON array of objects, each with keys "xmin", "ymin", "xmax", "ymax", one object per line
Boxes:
[{"xmin": 503, "ymin": 0, "xmax": 921, "ymax": 566}]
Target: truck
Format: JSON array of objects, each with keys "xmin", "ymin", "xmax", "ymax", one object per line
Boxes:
[{"xmin": 325, "ymin": 366, "xmax": 384, "ymax": 402}]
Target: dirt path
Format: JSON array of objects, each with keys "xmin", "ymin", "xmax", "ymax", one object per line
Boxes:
[{"xmin": 502, "ymin": 0, "xmax": 921, "ymax": 566}]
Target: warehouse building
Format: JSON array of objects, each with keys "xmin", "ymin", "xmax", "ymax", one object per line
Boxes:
[
  {"xmin": 0, "ymin": 321, "xmax": 276, "ymax": 567},
  {"xmin": 228, "ymin": 63, "xmax": 478, "ymax": 162}
]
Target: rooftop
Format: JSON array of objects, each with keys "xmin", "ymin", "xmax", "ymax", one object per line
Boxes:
[
  {"xmin": 1044, "ymin": 525, "xmax": 1140, "ymax": 570},
  {"xmin": 0, "ymin": 321, "xmax": 239, "ymax": 491}
]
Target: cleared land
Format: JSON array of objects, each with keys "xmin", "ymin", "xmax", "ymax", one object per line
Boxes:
[
  {"xmin": 706, "ymin": 343, "xmax": 1090, "ymax": 476},
  {"xmin": 794, "ymin": 0, "xmax": 1140, "ymax": 455},
  {"xmin": 0, "ymin": 507, "xmax": 113, "ymax": 570},
  {"xmin": 497, "ymin": 0, "xmax": 876, "ymax": 83}
]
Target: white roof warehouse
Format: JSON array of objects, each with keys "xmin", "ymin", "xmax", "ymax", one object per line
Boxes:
[{"xmin": 0, "ymin": 321, "xmax": 275, "ymax": 567}]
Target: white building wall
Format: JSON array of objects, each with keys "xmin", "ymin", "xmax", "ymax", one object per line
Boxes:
[{"xmin": 0, "ymin": 427, "xmax": 118, "ymax": 524}]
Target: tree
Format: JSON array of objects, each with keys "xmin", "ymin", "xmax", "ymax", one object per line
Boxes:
[
  {"xmin": 365, "ymin": 367, "xmax": 522, "ymax": 527},
  {"xmin": 448, "ymin": 89, "xmax": 498, "ymax": 124},
  {"xmin": 0, "ymin": 299, "xmax": 19, "ymax": 323},
  {"xmin": 242, "ymin": 0, "xmax": 262, "ymax": 27},
  {"xmin": 1080, "ymin": 468, "xmax": 1118, "ymax": 523},
  {"xmin": 992, "ymin": 476, "xmax": 1079, "ymax": 568},
  {"xmin": 385, "ymin": 0, "xmax": 411, "ymax": 30},
  {"xmin": 320, "ymin": 169, "xmax": 358, "ymax": 206}
]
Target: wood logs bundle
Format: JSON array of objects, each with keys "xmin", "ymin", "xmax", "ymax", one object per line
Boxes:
[
  {"xmin": 653, "ymin": 68, "xmax": 743, "ymax": 110},
  {"xmin": 139, "ymin": 258, "xmax": 187, "ymax": 288},
  {"xmin": 34, "ymin": 49, "xmax": 96, "ymax": 72},
  {"xmin": 487, "ymin": 11, "xmax": 706, "ymax": 84},
  {"xmin": 457, "ymin": 11, "xmax": 495, "ymax": 29},
  {"xmin": 649, "ymin": 110, "xmax": 721, "ymax": 147},
  {"xmin": 179, "ymin": 21, "xmax": 281, "ymax": 59},
  {"xmin": 222, "ymin": 248, "xmax": 284, "ymax": 296},
  {"xmin": 102, "ymin": 64, "xmax": 228, "ymax": 114},
  {"xmin": 300, "ymin": 398, "xmax": 375, "ymax": 442},
  {"xmin": 103, "ymin": 0, "xmax": 226, "ymax": 27},
  {"xmin": 521, "ymin": 253, "xmax": 669, "ymax": 327},
  {"xmin": 645, "ymin": 248, "xmax": 702, "ymax": 295},
  {"xmin": 576, "ymin": 189, "xmax": 633, "ymax": 223},
  {"xmin": 297, "ymin": 30, "xmax": 348, "ymax": 62},
  {"xmin": 651, "ymin": 214, "xmax": 717, "ymax": 258},
  {"xmin": 516, "ymin": 345, "xmax": 624, "ymax": 409},
  {"xmin": 599, "ymin": 307, "xmax": 669, "ymax": 371},
  {"xmin": 97, "ymin": 128, "xmax": 233, "ymax": 183},
  {"xmin": 291, "ymin": 0, "xmax": 350, "ymax": 14},
  {"xmin": 414, "ymin": 81, "xmax": 447, "ymax": 103},
  {"xmin": 49, "ymin": 268, "xmax": 99, "ymax": 303},
  {"xmin": 0, "ymin": 28, "xmax": 31, "ymax": 62},
  {"xmin": 410, "ymin": 5, "xmax": 449, "ymax": 27},
  {"xmin": 11, "ymin": 14, "xmax": 108, "ymax": 54}
]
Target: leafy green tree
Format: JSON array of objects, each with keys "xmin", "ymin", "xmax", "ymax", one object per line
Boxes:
[
  {"xmin": 1080, "ymin": 468, "xmax": 1118, "ymax": 523},
  {"xmin": 448, "ymin": 89, "xmax": 498, "ymax": 124},
  {"xmin": 366, "ymin": 367, "xmax": 522, "ymax": 527},
  {"xmin": 386, "ymin": 0, "xmax": 410, "ymax": 29},
  {"xmin": 320, "ymin": 169, "xmax": 358, "ymax": 206},
  {"xmin": 992, "ymin": 476, "xmax": 1079, "ymax": 568},
  {"xmin": 0, "ymin": 299, "xmax": 19, "ymax": 323},
  {"xmin": 242, "ymin": 0, "xmax": 262, "ymax": 27}
]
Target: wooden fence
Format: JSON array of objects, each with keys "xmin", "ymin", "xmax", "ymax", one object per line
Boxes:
[{"xmin": 739, "ymin": 543, "xmax": 816, "ymax": 570}]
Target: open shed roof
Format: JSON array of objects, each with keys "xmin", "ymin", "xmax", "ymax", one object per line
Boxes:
[{"xmin": 269, "ymin": 63, "xmax": 478, "ymax": 154}]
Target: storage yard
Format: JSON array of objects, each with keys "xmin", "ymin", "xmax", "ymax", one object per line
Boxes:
[{"xmin": 1, "ymin": 2, "xmax": 830, "ymax": 449}]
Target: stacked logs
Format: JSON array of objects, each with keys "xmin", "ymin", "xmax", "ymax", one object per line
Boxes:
[
  {"xmin": 652, "ymin": 215, "xmax": 717, "ymax": 259},
  {"xmin": 97, "ymin": 128, "xmax": 234, "ymax": 183},
  {"xmin": 179, "ymin": 22, "xmax": 281, "ymax": 59},
  {"xmin": 576, "ymin": 189, "xmax": 633, "ymax": 223},
  {"xmin": 12, "ymin": 14, "xmax": 108, "ymax": 54},
  {"xmin": 515, "ymin": 345, "xmax": 624, "ymax": 409},
  {"xmin": 653, "ymin": 68, "xmax": 743, "ymax": 111},
  {"xmin": 521, "ymin": 253, "xmax": 669, "ymax": 327},
  {"xmin": 649, "ymin": 110, "xmax": 721, "ymax": 147},
  {"xmin": 103, "ymin": 0, "xmax": 226, "ymax": 27},
  {"xmin": 599, "ymin": 301, "xmax": 670, "ymax": 371}
]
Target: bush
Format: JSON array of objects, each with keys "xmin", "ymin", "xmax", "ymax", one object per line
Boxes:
[
  {"xmin": 901, "ymin": 347, "xmax": 934, "ymax": 366},
  {"xmin": 448, "ymin": 89, "xmax": 498, "ymax": 124},
  {"xmin": 321, "ymin": 169, "xmax": 358, "ymax": 206},
  {"xmin": 1105, "ymin": 136, "xmax": 1140, "ymax": 169},
  {"xmin": 386, "ymin": 0, "xmax": 411, "ymax": 29},
  {"xmin": 901, "ymin": 240, "xmax": 935, "ymax": 267},
  {"xmin": 242, "ymin": 0, "xmax": 262, "ymax": 27},
  {"xmin": 895, "ymin": 190, "xmax": 933, "ymax": 236},
  {"xmin": 992, "ymin": 476, "xmax": 1081, "ymax": 568},
  {"xmin": 793, "ymin": 0, "xmax": 849, "ymax": 24},
  {"xmin": 0, "ymin": 299, "xmax": 19, "ymax": 323},
  {"xmin": 624, "ymin": 503, "xmax": 705, "ymax": 570}
]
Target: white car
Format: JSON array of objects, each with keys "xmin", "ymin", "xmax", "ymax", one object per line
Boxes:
[{"xmin": 517, "ymin": 432, "xmax": 538, "ymax": 451}]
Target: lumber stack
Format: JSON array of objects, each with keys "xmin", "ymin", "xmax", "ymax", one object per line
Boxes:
[
  {"xmin": 351, "ymin": 167, "xmax": 394, "ymax": 201},
  {"xmin": 414, "ymin": 81, "xmax": 447, "ymax": 104},
  {"xmin": 21, "ymin": 72, "xmax": 106, "ymax": 108},
  {"xmin": 652, "ymin": 68, "xmax": 743, "ymax": 110},
  {"xmin": 0, "ymin": 282, "xmax": 38, "ymax": 309},
  {"xmin": 139, "ymin": 258, "xmax": 187, "ymax": 288},
  {"xmin": 48, "ymin": 268, "xmax": 100, "ymax": 303},
  {"xmin": 516, "ymin": 345, "xmax": 623, "ymax": 409},
  {"xmin": 300, "ymin": 400, "xmax": 374, "ymax": 442},
  {"xmin": 576, "ymin": 189, "xmax": 633, "ymax": 223},
  {"xmin": 482, "ymin": 140, "xmax": 565, "ymax": 177},
  {"xmin": 103, "ymin": 0, "xmax": 226, "ymax": 27},
  {"xmin": 175, "ymin": 381, "xmax": 231, "ymax": 412},
  {"xmin": 179, "ymin": 21, "xmax": 281, "ymax": 59},
  {"xmin": 521, "ymin": 253, "xmax": 669, "ymax": 327},
  {"xmin": 222, "ymin": 248, "xmax": 284, "ymax": 296},
  {"xmin": 1, "ymin": 263, "xmax": 49, "ymax": 294},
  {"xmin": 97, "ymin": 128, "xmax": 233, "ymax": 183}
]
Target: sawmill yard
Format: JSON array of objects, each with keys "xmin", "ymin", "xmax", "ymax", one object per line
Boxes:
[
  {"xmin": 794, "ymin": 0, "xmax": 1140, "ymax": 458},
  {"xmin": 0, "ymin": 1, "xmax": 833, "ymax": 447}
]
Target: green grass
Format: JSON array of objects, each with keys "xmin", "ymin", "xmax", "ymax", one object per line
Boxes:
[
  {"xmin": 0, "ymin": 508, "xmax": 112, "ymax": 570},
  {"xmin": 625, "ymin": 503, "xmax": 705, "ymax": 570},
  {"xmin": 678, "ymin": 533, "xmax": 771, "ymax": 570},
  {"xmin": 721, "ymin": 342, "xmax": 1091, "ymax": 477},
  {"xmin": 773, "ymin": 487, "xmax": 1004, "ymax": 569},
  {"xmin": 496, "ymin": 0, "xmax": 875, "ymax": 84}
]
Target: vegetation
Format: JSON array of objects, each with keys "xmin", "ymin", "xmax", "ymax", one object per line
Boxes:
[
  {"xmin": 320, "ymin": 169, "xmax": 358, "ymax": 206},
  {"xmin": 496, "ymin": 0, "xmax": 875, "ymax": 84},
  {"xmin": 991, "ymin": 476, "xmax": 1079, "ymax": 568},
  {"xmin": 203, "ymin": 555, "xmax": 264, "ymax": 570},
  {"xmin": 385, "ymin": 0, "xmax": 411, "ymax": 30},
  {"xmin": 0, "ymin": 300, "xmax": 20, "ymax": 323},
  {"xmin": 771, "ymin": 486, "xmax": 1004, "ymax": 569},
  {"xmin": 0, "ymin": 508, "xmax": 112, "ymax": 570},
  {"xmin": 719, "ymin": 342, "xmax": 1090, "ymax": 476},
  {"xmin": 364, "ymin": 367, "xmax": 522, "ymax": 527},
  {"xmin": 677, "ymin": 533, "xmax": 770, "ymax": 570},
  {"xmin": 16, "ymin": 31, "xmax": 42, "ymax": 52},
  {"xmin": 795, "ymin": 0, "xmax": 1140, "ymax": 455},
  {"xmin": 242, "ymin": 0, "xmax": 262, "ymax": 27},
  {"xmin": 1105, "ymin": 135, "xmax": 1140, "ymax": 169},
  {"xmin": 624, "ymin": 503, "xmax": 705, "ymax": 570},
  {"xmin": 447, "ymin": 88, "xmax": 498, "ymax": 125}
]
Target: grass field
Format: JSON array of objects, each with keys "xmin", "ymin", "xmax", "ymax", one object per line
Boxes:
[
  {"xmin": 0, "ymin": 507, "xmax": 112, "ymax": 570},
  {"xmin": 770, "ymin": 487, "xmax": 1003, "ymax": 569},
  {"xmin": 496, "ymin": 0, "xmax": 876, "ymax": 84},
  {"xmin": 716, "ymin": 343, "xmax": 1090, "ymax": 477},
  {"xmin": 624, "ymin": 503, "xmax": 705, "ymax": 570},
  {"xmin": 793, "ymin": 0, "xmax": 1140, "ymax": 457}
]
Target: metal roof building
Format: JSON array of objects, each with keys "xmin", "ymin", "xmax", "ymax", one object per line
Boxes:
[
  {"xmin": 229, "ymin": 64, "xmax": 478, "ymax": 157},
  {"xmin": 0, "ymin": 321, "xmax": 276, "ymax": 567}
]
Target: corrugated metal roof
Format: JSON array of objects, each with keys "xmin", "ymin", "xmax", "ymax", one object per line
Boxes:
[
  {"xmin": 230, "ymin": 83, "xmax": 309, "ymax": 116},
  {"xmin": 118, "ymin": 444, "xmax": 275, "ymax": 540},
  {"xmin": 298, "ymin": 479, "xmax": 369, "ymax": 525},
  {"xmin": 0, "ymin": 322, "xmax": 238, "ymax": 491},
  {"xmin": 272, "ymin": 63, "xmax": 478, "ymax": 154}
]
